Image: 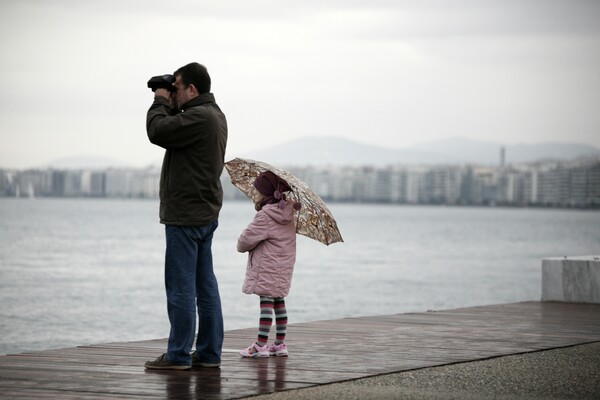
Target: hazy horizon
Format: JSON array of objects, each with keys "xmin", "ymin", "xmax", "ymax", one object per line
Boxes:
[{"xmin": 2, "ymin": 135, "xmax": 597, "ymax": 170}]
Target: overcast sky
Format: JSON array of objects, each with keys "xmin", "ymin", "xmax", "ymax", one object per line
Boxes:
[{"xmin": 1, "ymin": 0, "xmax": 599, "ymax": 169}]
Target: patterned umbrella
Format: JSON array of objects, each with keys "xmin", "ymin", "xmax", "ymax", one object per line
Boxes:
[{"xmin": 224, "ymin": 158, "xmax": 343, "ymax": 246}]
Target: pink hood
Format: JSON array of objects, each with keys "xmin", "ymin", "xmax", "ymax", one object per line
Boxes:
[{"xmin": 237, "ymin": 200, "xmax": 297, "ymax": 298}]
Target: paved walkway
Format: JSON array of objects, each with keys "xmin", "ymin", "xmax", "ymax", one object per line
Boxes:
[
  {"xmin": 256, "ymin": 342, "xmax": 600, "ymax": 399},
  {"xmin": 1, "ymin": 301, "xmax": 599, "ymax": 399}
]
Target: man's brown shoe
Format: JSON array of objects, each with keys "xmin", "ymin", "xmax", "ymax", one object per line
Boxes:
[
  {"xmin": 192, "ymin": 351, "xmax": 221, "ymax": 368},
  {"xmin": 145, "ymin": 353, "xmax": 191, "ymax": 370}
]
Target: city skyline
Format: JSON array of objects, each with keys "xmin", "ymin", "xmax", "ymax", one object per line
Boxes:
[
  {"xmin": 1, "ymin": 1, "xmax": 599, "ymax": 169},
  {"xmin": 3, "ymin": 156, "xmax": 599, "ymax": 209}
]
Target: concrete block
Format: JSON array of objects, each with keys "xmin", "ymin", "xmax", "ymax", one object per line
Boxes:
[
  {"xmin": 542, "ymin": 258, "xmax": 565, "ymax": 302},
  {"xmin": 542, "ymin": 256, "xmax": 600, "ymax": 303}
]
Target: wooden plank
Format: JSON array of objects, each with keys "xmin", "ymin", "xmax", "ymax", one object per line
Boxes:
[{"xmin": 1, "ymin": 301, "xmax": 600, "ymax": 399}]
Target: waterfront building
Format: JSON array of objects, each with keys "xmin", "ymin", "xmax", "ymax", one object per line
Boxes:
[
  {"xmin": 105, "ymin": 169, "xmax": 135, "ymax": 198},
  {"xmin": 1, "ymin": 158, "xmax": 599, "ymax": 208},
  {"xmin": 90, "ymin": 172, "xmax": 106, "ymax": 197}
]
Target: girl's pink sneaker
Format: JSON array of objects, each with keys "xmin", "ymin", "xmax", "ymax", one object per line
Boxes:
[
  {"xmin": 239, "ymin": 343, "xmax": 269, "ymax": 358},
  {"xmin": 268, "ymin": 342, "xmax": 288, "ymax": 357}
]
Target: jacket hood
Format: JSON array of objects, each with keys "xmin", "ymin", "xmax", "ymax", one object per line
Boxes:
[{"xmin": 261, "ymin": 201, "xmax": 295, "ymax": 225}]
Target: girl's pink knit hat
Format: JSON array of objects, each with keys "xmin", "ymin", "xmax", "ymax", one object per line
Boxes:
[{"xmin": 253, "ymin": 171, "xmax": 301, "ymax": 210}]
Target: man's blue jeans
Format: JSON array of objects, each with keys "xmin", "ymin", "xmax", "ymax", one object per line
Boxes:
[{"xmin": 164, "ymin": 222, "xmax": 223, "ymax": 365}]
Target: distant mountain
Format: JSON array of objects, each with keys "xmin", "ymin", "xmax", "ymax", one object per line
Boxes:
[
  {"xmin": 243, "ymin": 136, "xmax": 459, "ymax": 166},
  {"xmin": 44, "ymin": 156, "xmax": 132, "ymax": 170},
  {"xmin": 407, "ymin": 137, "xmax": 600, "ymax": 165},
  {"xmin": 242, "ymin": 136, "xmax": 600, "ymax": 166},
  {"xmin": 504, "ymin": 142, "xmax": 600, "ymax": 164}
]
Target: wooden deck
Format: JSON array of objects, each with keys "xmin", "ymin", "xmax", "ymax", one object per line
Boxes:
[{"xmin": 1, "ymin": 301, "xmax": 600, "ymax": 399}]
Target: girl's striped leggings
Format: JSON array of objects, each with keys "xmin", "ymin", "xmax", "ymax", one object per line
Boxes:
[{"xmin": 257, "ymin": 296, "xmax": 287, "ymax": 346}]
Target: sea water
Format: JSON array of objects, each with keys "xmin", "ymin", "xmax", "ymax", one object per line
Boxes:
[{"xmin": 1, "ymin": 198, "xmax": 599, "ymax": 355}]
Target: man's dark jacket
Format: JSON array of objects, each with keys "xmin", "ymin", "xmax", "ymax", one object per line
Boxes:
[{"xmin": 146, "ymin": 93, "xmax": 228, "ymax": 226}]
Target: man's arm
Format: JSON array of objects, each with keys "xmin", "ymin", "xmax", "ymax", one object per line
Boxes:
[{"xmin": 146, "ymin": 92, "xmax": 204, "ymax": 149}]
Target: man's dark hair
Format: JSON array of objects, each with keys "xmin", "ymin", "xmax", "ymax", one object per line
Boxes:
[{"xmin": 174, "ymin": 62, "xmax": 211, "ymax": 94}]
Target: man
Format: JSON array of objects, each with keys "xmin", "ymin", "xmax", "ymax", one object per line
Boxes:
[{"xmin": 145, "ymin": 62, "xmax": 228, "ymax": 370}]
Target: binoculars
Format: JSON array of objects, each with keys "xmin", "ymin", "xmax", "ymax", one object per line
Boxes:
[{"xmin": 147, "ymin": 74, "xmax": 175, "ymax": 92}]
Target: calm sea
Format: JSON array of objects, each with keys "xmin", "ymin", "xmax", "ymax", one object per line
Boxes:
[{"xmin": 1, "ymin": 198, "xmax": 599, "ymax": 355}]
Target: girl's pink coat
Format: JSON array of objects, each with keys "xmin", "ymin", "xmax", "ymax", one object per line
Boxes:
[{"xmin": 237, "ymin": 200, "xmax": 297, "ymax": 297}]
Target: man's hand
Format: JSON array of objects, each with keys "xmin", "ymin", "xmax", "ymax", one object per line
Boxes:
[
  {"xmin": 155, "ymin": 88, "xmax": 177, "ymax": 108},
  {"xmin": 154, "ymin": 88, "xmax": 170, "ymax": 99}
]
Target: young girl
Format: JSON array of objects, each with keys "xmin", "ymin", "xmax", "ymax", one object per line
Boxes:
[{"xmin": 237, "ymin": 171, "xmax": 301, "ymax": 358}]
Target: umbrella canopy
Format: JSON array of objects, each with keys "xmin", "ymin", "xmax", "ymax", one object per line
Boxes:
[{"xmin": 224, "ymin": 158, "xmax": 343, "ymax": 246}]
